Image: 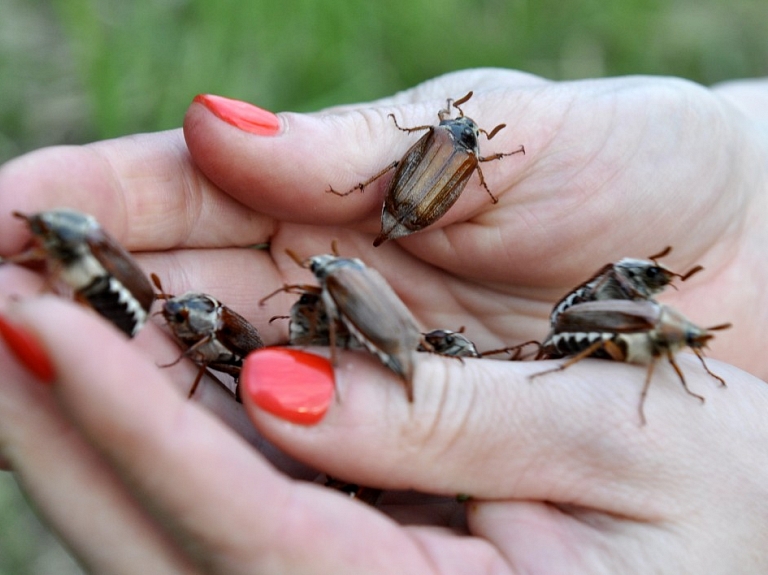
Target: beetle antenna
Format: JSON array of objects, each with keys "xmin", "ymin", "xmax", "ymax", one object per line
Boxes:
[
  {"xmin": 452, "ymin": 91, "xmax": 473, "ymax": 115},
  {"xmin": 679, "ymin": 265, "xmax": 704, "ymax": 281},
  {"xmin": 480, "ymin": 123, "xmax": 507, "ymax": 140},
  {"xmin": 150, "ymin": 273, "xmax": 172, "ymax": 300},
  {"xmin": 285, "ymin": 248, "xmax": 306, "ymax": 267},
  {"xmin": 648, "ymin": 245, "xmax": 672, "ymax": 260}
]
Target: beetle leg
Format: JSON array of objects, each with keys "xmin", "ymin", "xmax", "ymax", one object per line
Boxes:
[
  {"xmin": 387, "ymin": 113, "xmax": 433, "ymax": 135},
  {"xmin": 0, "ymin": 245, "xmax": 49, "ymax": 265},
  {"xmin": 666, "ymin": 349, "xmax": 706, "ymax": 403},
  {"xmin": 326, "ymin": 160, "xmax": 399, "ymax": 197},
  {"xmin": 637, "ymin": 358, "xmax": 657, "ymax": 426},
  {"xmin": 602, "ymin": 340, "xmax": 625, "ymax": 361},
  {"xmin": 187, "ymin": 363, "xmax": 208, "ymax": 399},
  {"xmin": 259, "ymin": 283, "xmax": 320, "ymax": 306},
  {"xmin": 529, "ymin": 338, "xmax": 606, "ymax": 380},
  {"xmin": 478, "ymin": 145, "xmax": 526, "ymax": 163},
  {"xmin": 693, "ymin": 348, "xmax": 727, "ymax": 387},
  {"xmin": 480, "ymin": 340, "xmax": 542, "ymax": 360},
  {"xmin": 158, "ymin": 333, "xmax": 216, "ymax": 368},
  {"xmin": 473, "ymin": 164, "xmax": 499, "ymax": 204}
]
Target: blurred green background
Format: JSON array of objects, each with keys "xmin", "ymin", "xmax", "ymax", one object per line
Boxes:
[{"xmin": 0, "ymin": 0, "xmax": 766, "ymax": 571}]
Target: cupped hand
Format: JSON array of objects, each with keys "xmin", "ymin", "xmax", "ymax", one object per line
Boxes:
[{"xmin": 1, "ymin": 69, "xmax": 767, "ymax": 573}]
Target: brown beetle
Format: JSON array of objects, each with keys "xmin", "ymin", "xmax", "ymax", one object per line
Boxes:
[
  {"xmin": 2, "ymin": 208, "xmax": 154, "ymax": 337},
  {"xmin": 327, "ymin": 91, "xmax": 525, "ymax": 246},
  {"xmin": 533, "ymin": 299, "xmax": 730, "ymax": 424},
  {"xmin": 152, "ymin": 274, "xmax": 264, "ymax": 399},
  {"xmin": 262, "ymin": 249, "xmax": 425, "ymax": 401},
  {"xmin": 549, "ymin": 246, "xmax": 703, "ymax": 325}
]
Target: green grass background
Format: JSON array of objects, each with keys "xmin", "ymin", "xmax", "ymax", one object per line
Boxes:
[{"xmin": 0, "ymin": 0, "xmax": 766, "ymax": 571}]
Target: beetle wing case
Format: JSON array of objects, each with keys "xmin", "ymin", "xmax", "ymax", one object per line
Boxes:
[
  {"xmin": 88, "ymin": 229, "xmax": 156, "ymax": 319},
  {"xmin": 216, "ymin": 306, "xmax": 265, "ymax": 357},
  {"xmin": 323, "ymin": 262, "xmax": 422, "ymax": 384},
  {"xmin": 375, "ymin": 128, "xmax": 477, "ymax": 246},
  {"xmin": 553, "ymin": 300, "xmax": 660, "ymax": 334}
]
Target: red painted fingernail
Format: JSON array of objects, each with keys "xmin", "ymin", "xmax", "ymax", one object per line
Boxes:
[
  {"xmin": 0, "ymin": 313, "xmax": 55, "ymax": 384},
  {"xmin": 242, "ymin": 348, "xmax": 334, "ymax": 425},
  {"xmin": 193, "ymin": 94, "xmax": 281, "ymax": 136}
]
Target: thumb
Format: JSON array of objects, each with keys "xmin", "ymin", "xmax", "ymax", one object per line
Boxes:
[
  {"xmin": 182, "ymin": 71, "xmax": 538, "ymax": 233},
  {"xmin": 239, "ymin": 345, "xmax": 760, "ymax": 514}
]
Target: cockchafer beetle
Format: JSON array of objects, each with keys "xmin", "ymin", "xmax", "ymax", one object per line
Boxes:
[
  {"xmin": 327, "ymin": 91, "xmax": 525, "ymax": 246},
  {"xmin": 418, "ymin": 326, "xmax": 542, "ymax": 360},
  {"xmin": 151, "ymin": 274, "xmax": 264, "ymax": 400},
  {"xmin": 532, "ymin": 299, "xmax": 731, "ymax": 424},
  {"xmin": 549, "ymin": 246, "xmax": 703, "ymax": 325},
  {"xmin": 274, "ymin": 294, "xmax": 485, "ymax": 361},
  {"xmin": 418, "ymin": 328, "xmax": 480, "ymax": 358},
  {"xmin": 260, "ymin": 247, "xmax": 427, "ymax": 401},
  {"xmin": 268, "ymin": 290, "xmax": 356, "ymax": 349},
  {"xmin": 1, "ymin": 208, "xmax": 154, "ymax": 337}
]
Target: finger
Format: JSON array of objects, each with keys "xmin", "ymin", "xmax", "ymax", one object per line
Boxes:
[
  {"xmin": 0, "ymin": 130, "xmax": 275, "ymax": 254},
  {"xmin": 0, "ymin": 311, "xmax": 195, "ymax": 573},
  {"xmin": 0, "ymin": 261, "xmax": 313, "ymax": 480},
  {"xmin": 9, "ymin": 297, "xmax": 476, "ymax": 573},
  {"xmin": 242, "ymin": 346, "xmax": 768, "ymax": 520}
]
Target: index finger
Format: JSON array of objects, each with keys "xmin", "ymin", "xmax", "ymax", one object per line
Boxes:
[{"xmin": 0, "ymin": 130, "xmax": 273, "ymax": 254}]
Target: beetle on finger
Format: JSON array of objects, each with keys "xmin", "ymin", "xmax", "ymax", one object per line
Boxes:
[
  {"xmin": 2, "ymin": 208, "xmax": 155, "ymax": 337},
  {"xmin": 327, "ymin": 91, "xmax": 525, "ymax": 246}
]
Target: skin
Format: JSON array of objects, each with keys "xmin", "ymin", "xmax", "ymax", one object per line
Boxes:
[{"xmin": 1, "ymin": 68, "xmax": 768, "ymax": 573}]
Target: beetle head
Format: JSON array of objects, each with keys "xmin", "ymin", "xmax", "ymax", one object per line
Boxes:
[
  {"xmin": 307, "ymin": 254, "xmax": 338, "ymax": 279},
  {"xmin": 14, "ymin": 208, "xmax": 99, "ymax": 261},
  {"xmin": 613, "ymin": 257, "xmax": 677, "ymax": 297},
  {"xmin": 440, "ymin": 116, "xmax": 481, "ymax": 154},
  {"xmin": 162, "ymin": 294, "xmax": 221, "ymax": 339}
]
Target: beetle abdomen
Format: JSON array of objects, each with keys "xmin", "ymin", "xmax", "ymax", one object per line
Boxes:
[{"xmin": 79, "ymin": 275, "xmax": 148, "ymax": 337}]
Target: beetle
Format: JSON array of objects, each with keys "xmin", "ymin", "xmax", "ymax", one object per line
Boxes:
[
  {"xmin": 2, "ymin": 208, "xmax": 154, "ymax": 337},
  {"xmin": 418, "ymin": 328, "xmax": 480, "ymax": 358},
  {"xmin": 327, "ymin": 91, "xmax": 525, "ymax": 246},
  {"xmin": 532, "ymin": 299, "xmax": 730, "ymax": 424},
  {"xmin": 549, "ymin": 246, "xmax": 703, "ymax": 325},
  {"xmin": 268, "ymin": 289, "xmax": 356, "ymax": 349},
  {"xmin": 152, "ymin": 274, "xmax": 264, "ymax": 399},
  {"xmin": 261, "ymin": 248, "xmax": 426, "ymax": 401}
]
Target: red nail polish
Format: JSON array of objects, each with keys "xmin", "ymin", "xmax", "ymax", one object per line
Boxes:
[
  {"xmin": 193, "ymin": 94, "xmax": 281, "ymax": 136},
  {"xmin": 0, "ymin": 314, "xmax": 55, "ymax": 383},
  {"xmin": 242, "ymin": 348, "xmax": 334, "ymax": 425}
]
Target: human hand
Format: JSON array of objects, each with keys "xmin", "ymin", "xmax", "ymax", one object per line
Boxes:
[{"xmin": 1, "ymin": 69, "xmax": 767, "ymax": 573}]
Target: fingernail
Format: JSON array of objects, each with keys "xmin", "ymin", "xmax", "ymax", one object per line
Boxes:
[
  {"xmin": 0, "ymin": 313, "xmax": 55, "ymax": 384},
  {"xmin": 193, "ymin": 94, "xmax": 281, "ymax": 136},
  {"xmin": 242, "ymin": 348, "xmax": 334, "ymax": 425}
]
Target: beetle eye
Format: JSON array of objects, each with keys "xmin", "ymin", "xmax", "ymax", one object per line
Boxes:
[
  {"xmin": 173, "ymin": 310, "xmax": 188, "ymax": 324},
  {"xmin": 645, "ymin": 266, "xmax": 662, "ymax": 279}
]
